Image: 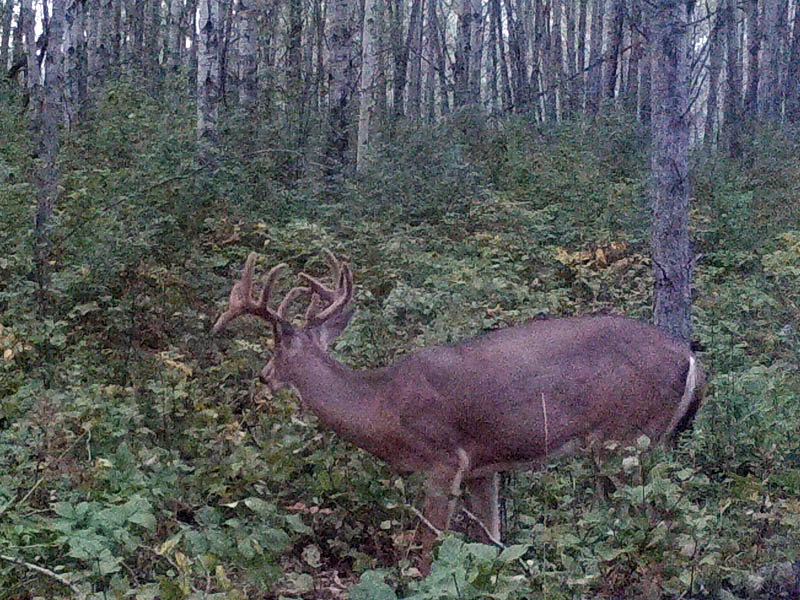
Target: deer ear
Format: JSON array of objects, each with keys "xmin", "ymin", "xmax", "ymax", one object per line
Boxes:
[{"xmin": 315, "ymin": 308, "xmax": 355, "ymax": 350}]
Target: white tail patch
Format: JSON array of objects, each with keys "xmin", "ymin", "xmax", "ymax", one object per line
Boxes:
[{"xmin": 667, "ymin": 355, "xmax": 698, "ymax": 436}]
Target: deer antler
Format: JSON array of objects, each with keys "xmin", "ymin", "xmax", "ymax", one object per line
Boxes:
[
  {"xmin": 299, "ymin": 250, "xmax": 354, "ymax": 326},
  {"xmin": 211, "ymin": 253, "xmax": 290, "ymax": 334}
]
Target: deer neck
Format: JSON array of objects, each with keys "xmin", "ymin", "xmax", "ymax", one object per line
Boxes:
[{"xmin": 285, "ymin": 350, "xmax": 383, "ymax": 448}]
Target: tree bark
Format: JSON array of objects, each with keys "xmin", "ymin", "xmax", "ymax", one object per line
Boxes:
[
  {"xmin": 34, "ymin": 0, "xmax": 65, "ymax": 314},
  {"xmin": 603, "ymin": 0, "xmax": 623, "ymax": 105},
  {"xmin": 744, "ymin": 0, "xmax": 760, "ymax": 119},
  {"xmin": 724, "ymin": 0, "xmax": 743, "ymax": 157},
  {"xmin": 564, "ymin": 0, "xmax": 577, "ymax": 115},
  {"xmin": 326, "ymin": 0, "xmax": 355, "ymax": 176},
  {"xmin": 504, "ymin": 0, "xmax": 530, "ymax": 112},
  {"xmin": 787, "ymin": 0, "xmax": 800, "ymax": 122},
  {"xmin": 64, "ymin": 0, "xmax": 88, "ymax": 125},
  {"xmin": 649, "ymin": 0, "xmax": 692, "ymax": 345},
  {"xmin": 197, "ymin": 0, "xmax": 220, "ymax": 165},
  {"xmin": 704, "ymin": 4, "xmax": 723, "ymax": 148},
  {"xmin": 492, "ymin": 0, "xmax": 512, "ymax": 112},
  {"xmin": 549, "ymin": 0, "xmax": 564, "ymax": 120},
  {"xmin": 237, "ymin": 0, "xmax": 258, "ymax": 107},
  {"xmin": 586, "ymin": 0, "xmax": 604, "ymax": 115},
  {"xmin": 12, "ymin": 0, "xmax": 24, "ymax": 70},
  {"xmin": 358, "ymin": 0, "xmax": 380, "ymax": 171},
  {"xmin": 625, "ymin": 0, "xmax": 642, "ymax": 114},
  {"xmin": 1, "ymin": 0, "xmax": 12, "ymax": 73},
  {"xmin": 407, "ymin": 0, "xmax": 425, "ymax": 117},
  {"xmin": 759, "ymin": 0, "xmax": 783, "ymax": 121}
]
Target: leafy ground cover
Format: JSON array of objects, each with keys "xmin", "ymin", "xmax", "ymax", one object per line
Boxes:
[{"xmin": 1, "ymin": 82, "xmax": 799, "ymax": 598}]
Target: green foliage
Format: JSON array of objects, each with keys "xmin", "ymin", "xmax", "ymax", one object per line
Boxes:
[{"xmin": 1, "ymin": 79, "xmax": 798, "ymax": 598}]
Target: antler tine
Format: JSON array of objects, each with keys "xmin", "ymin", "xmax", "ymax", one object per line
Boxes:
[
  {"xmin": 307, "ymin": 262, "xmax": 354, "ymax": 326},
  {"xmin": 277, "ymin": 286, "xmax": 312, "ymax": 320},
  {"xmin": 211, "ymin": 253, "xmax": 288, "ymax": 334}
]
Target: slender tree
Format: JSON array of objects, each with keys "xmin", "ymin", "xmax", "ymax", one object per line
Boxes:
[
  {"xmin": 759, "ymin": 0, "xmax": 783, "ymax": 121},
  {"xmin": 787, "ymin": 0, "xmax": 800, "ymax": 122},
  {"xmin": 649, "ymin": 0, "xmax": 693, "ymax": 344},
  {"xmin": 1, "ymin": 0, "xmax": 12, "ymax": 72},
  {"xmin": 586, "ymin": 0, "xmax": 604, "ymax": 114},
  {"xmin": 197, "ymin": 0, "xmax": 220, "ymax": 164},
  {"xmin": 327, "ymin": 0, "xmax": 355, "ymax": 175},
  {"xmin": 724, "ymin": 0, "xmax": 743, "ymax": 157},
  {"xmin": 237, "ymin": 0, "xmax": 258, "ymax": 107},
  {"xmin": 603, "ymin": 0, "xmax": 624, "ymax": 105},
  {"xmin": 407, "ymin": 0, "xmax": 424, "ymax": 118},
  {"xmin": 704, "ymin": 4, "xmax": 723, "ymax": 147},
  {"xmin": 744, "ymin": 0, "xmax": 760, "ymax": 118},
  {"xmin": 358, "ymin": 0, "xmax": 380, "ymax": 172}
]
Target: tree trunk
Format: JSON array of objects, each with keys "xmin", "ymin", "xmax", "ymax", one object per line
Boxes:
[
  {"xmin": 454, "ymin": 0, "xmax": 472, "ymax": 107},
  {"xmin": 625, "ymin": 0, "xmax": 642, "ymax": 114},
  {"xmin": 576, "ymin": 0, "xmax": 587, "ymax": 108},
  {"xmin": 704, "ymin": 5, "xmax": 723, "ymax": 148},
  {"xmin": 787, "ymin": 0, "xmax": 800, "ymax": 122},
  {"xmin": 759, "ymin": 0, "xmax": 783, "ymax": 121},
  {"xmin": 237, "ymin": 0, "xmax": 258, "ymax": 107},
  {"xmin": 551, "ymin": 0, "xmax": 564, "ymax": 119},
  {"xmin": 492, "ymin": 0, "xmax": 512, "ymax": 112},
  {"xmin": 407, "ymin": 0, "xmax": 424, "ymax": 118},
  {"xmin": 358, "ymin": 0, "xmax": 380, "ymax": 171},
  {"xmin": 724, "ymin": 0, "xmax": 743, "ymax": 157},
  {"xmin": 197, "ymin": 0, "xmax": 220, "ymax": 164},
  {"xmin": 563, "ymin": 0, "xmax": 577, "ymax": 115},
  {"xmin": 744, "ymin": 0, "xmax": 760, "ymax": 119},
  {"xmin": 586, "ymin": 0, "xmax": 604, "ymax": 115},
  {"xmin": 64, "ymin": 0, "xmax": 88, "ymax": 125},
  {"xmin": 603, "ymin": 0, "xmax": 623, "ymax": 106},
  {"xmin": 1, "ymin": 0, "xmax": 12, "ymax": 73},
  {"xmin": 504, "ymin": 0, "xmax": 530, "ymax": 112},
  {"xmin": 469, "ymin": 0, "xmax": 484, "ymax": 107},
  {"xmin": 34, "ymin": 0, "xmax": 65, "ymax": 314},
  {"xmin": 326, "ymin": 0, "xmax": 355, "ymax": 176},
  {"xmin": 649, "ymin": 0, "xmax": 692, "ymax": 345},
  {"xmin": 21, "ymin": 0, "xmax": 36, "ymax": 97},
  {"xmin": 423, "ymin": 0, "xmax": 438, "ymax": 120}
]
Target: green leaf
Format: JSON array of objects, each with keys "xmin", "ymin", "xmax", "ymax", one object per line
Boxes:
[
  {"xmin": 497, "ymin": 543, "xmax": 530, "ymax": 563},
  {"xmin": 349, "ymin": 570, "xmax": 398, "ymax": 600}
]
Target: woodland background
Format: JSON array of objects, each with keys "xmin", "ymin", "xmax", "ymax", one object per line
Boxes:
[{"xmin": 1, "ymin": 0, "xmax": 800, "ymax": 597}]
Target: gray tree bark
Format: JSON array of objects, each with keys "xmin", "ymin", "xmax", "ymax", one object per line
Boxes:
[
  {"xmin": 197, "ymin": 0, "xmax": 220, "ymax": 164},
  {"xmin": 1, "ymin": 0, "xmax": 12, "ymax": 72},
  {"xmin": 168, "ymin": 0, "xmax": 184, "ymax": 71},
  {"xmin": 237, "ymin": 0, "xmax": 259, "ymax": 107},
  {"xmin": 787, "ymin": 0, "xmax": 800, "ymax": 122},
  {"xmin": 704, "ymin": 5, "xmax": 723, "ymax": 147},
  {"xmin": 625, "ymin": 0, "xmax": 642, "ymax": 114},
  {"xmin": 34, "ymin": 0, "xmax": 65, "ymax": 313},
  {"xmin": 586, "ymin": 0, "xmax": 604, "ymax": 114},
  {"xmin": 326, "ymin": 0, "xmax": 355, "ymax": 175},
  {"xmin": 407, "ymin": 0, "xmax": 425, "ymax": 118},
  {"xmin": 358, "ymin": 0, "xmax": 380, "ymax": 172},
  {"xmin": 744, "ymin": 0, "xmax": 760, "ymax": 119},
  {"xmin": 724, "ymin": 0, "xmax": 743, "ymax": 157},
  {"xmin": 649, "ymin": 0, "xmax": 692, "ymax": 345},
  {"xmin": 759, "ymin": 0, "xmax": 784, "ymax": 121},
  {"xmin": 64, "ymin": 0, "xmax": 88, "ymax": 125},
  {"xmin": 603, "ymin": 0, "xmax": 623, "ymax": 105}
]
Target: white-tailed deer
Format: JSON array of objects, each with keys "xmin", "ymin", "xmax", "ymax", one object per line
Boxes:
[{"xmin": 212, "ymin": 250, "xmax": 705, "ymax": 571}]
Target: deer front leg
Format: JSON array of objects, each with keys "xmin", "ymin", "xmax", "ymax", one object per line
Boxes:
[
  {"xmin": 464, "ymin": 473, "xmax": 501, "ymax": 545},
  {"xmin": 415, "ymin": 450, "xmax": 470, "ymax": 574}
]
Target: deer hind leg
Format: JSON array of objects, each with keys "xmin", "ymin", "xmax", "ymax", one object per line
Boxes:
[
  {"xmin": 464, "ymin": 473, "xmax": 501, "ymax": 545},
  {"xmin": 415, "ymin": 449, "xmax": 470, "ymax": 574}
]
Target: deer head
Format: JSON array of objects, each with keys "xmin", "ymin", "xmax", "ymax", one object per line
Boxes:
[{"xmin": 212, "ymin": 250, "xmax": 355, "ymax": 395}]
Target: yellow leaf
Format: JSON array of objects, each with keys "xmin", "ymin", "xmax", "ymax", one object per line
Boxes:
[{"xmin": 3, "ymin": 349, "xmax": 13, "ymax": 362}]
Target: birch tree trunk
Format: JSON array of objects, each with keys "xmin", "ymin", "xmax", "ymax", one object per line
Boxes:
[
  {"xmin": 168, "ymin": 0, "xmax": 184, "ymax": 71},
  {"xmin": 724, "ymin": 0, "xmax": 743, "ymax": 157},
  {"xmin": 326, "ymin": 0, "xmax": 355, "ymax": 175},
  {"xmin": 625, "ymin": 0, "xmax": 642, "ymax": 114},
  {"xmin": 357, "ymin": 0, "xmax": 380, "ymax": 172},
  {"xmin": 603, "ymin": 0, "xmax": 623, "ymax": 105},
  {"xmin": 649, "ymin": 0, "xmax": 692, "ymax": 344},
  {"xmin": 237, "ymin": 0, "xmax": 258, "ymax": 107},
  {"xmin": 469, "ymin": 0, "xmax": 483, "ymax": 108},
  {"xmin": 787, "ymin": 0, "xmax": 800, "ymax": 122},
  {"xmin": 759, "ymin": 0, "xmax": 783, "ymax": 121},
  {"xmin": 197, "ymin": 0, "xmax": 220, "ymax": 164},
  {"xmin": 586, "ymin": 0, "xmax": 604, "ymax": 115},
  {"xmin": 744, "ymin": 0, "xmax": 759, "ymax": 119},
  {"xmin": 34, "ymin": 0, "xmax": 65, "ymax": 313},
  {"xmin": 1, "ymin": 0, "xmax": 12, "ymax": 72},
  {"xmin": 704, "ymin": 6, "xmax": 723, "ymax": 148},
  {"xmin": 406, "ymin": 0, "xmax": 424, "ymax": 118},
  {"xmin": 64, "ymin": 0, "xmax": 88, "ymax": 125}
]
